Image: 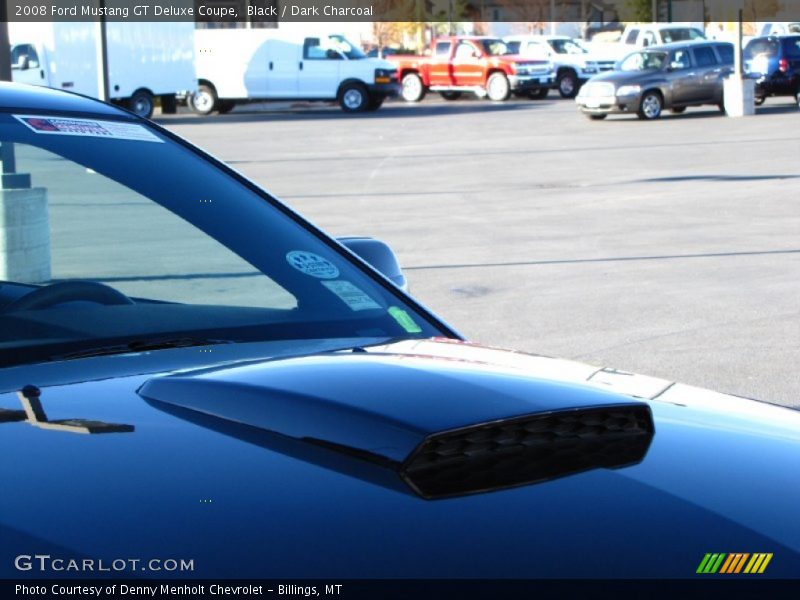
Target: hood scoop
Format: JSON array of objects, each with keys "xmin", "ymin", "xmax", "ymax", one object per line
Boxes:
[
  {"xmin": 139, "ymin": 353, "xmax": 654, "ymax": 499},
  {"xmin": 402, "ymin": 406, "xmax": 653, "ymax": 499}
]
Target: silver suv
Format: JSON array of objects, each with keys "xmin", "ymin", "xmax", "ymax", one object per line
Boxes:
[{"xmin": 575, "ymin": 41, "xmax": 734, "ymax": 120}]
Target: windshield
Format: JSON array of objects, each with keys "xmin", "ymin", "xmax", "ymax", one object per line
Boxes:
[
  {"xmin": 660, "ymin": 28, "xmax": 704, "ymax": 43},
  {"xmin": 619, "ymin": 51, "xmax": 668, "ymax": 71},
  {"xmin": 0, "ymin": 113, "xmax": 441, "ymax": 366},
  {"xmin": 480, "ymin": 39, "xmax": 514, "ymax": 56},
  {"xmin": 549, "ymin": 39, "xmax": 587, "ymax": 55}
]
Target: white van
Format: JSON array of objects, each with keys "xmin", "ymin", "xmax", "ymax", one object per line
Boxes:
[
  {"xmin": 10, "ymin": 22, "xmax": 196, "ymax": 119},
  {"xmin": 192, "ymin": 29, "xmax": 400, "ymax": 113}
]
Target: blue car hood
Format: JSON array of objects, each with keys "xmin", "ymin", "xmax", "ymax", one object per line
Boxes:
[{"xmin": 1, "ymin": 338, "xmax": 798, "ymax": 578}]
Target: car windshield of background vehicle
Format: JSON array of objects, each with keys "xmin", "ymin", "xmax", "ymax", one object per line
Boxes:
[
  {"xmin": 480, "ymin": 39, "xmax": 513, "ymax": 56},
  {"xmin": 620, "ymin": 51, "xmax": 668, "ymax": 71},
  {"xmin": 0, "ymin": 114, "xmax": 441, "ymax": 366}
]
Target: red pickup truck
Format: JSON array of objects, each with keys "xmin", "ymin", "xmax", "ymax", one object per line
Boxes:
[{"xmin": 388, "ymin": 36, "xmax": 555, "ymax": 102}]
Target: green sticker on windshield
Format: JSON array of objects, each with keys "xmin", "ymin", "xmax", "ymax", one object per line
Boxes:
[{"xmin": 388, "ymin": 306, "xmax": 422, "ymax": 333}]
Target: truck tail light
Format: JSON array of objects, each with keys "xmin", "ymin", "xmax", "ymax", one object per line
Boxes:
[{"xmin": 779, "ymin": 58, "xmax": 789, "ymax": 73}]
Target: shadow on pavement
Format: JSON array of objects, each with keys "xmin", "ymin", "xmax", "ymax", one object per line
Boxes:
[{"xmin": 154, "ymin": 99, "xmax": 547, "ymax": 125}]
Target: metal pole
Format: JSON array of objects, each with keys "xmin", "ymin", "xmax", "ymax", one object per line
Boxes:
[
  {"xmin": 651, "ymin": 0, "xmax": 657, "ymax": 21},
  {"xmin": 736, "ymin": 9, "xmax": 743, "ymax": 76},
  {"xmin": 0, "ymin": 1, "xmax": 18, "ymax": 186},
  {"xmin": 95, "ymin": 0, "xmax": 109, "ymax": 101}
]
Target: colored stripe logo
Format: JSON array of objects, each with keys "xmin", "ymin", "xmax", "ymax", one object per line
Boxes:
[{"xmin": 697, "ymin": 553, "xmax": 772, "ymax": 574}]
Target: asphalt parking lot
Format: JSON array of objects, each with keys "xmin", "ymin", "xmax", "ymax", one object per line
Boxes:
[{"xmin": 158, "ymin": 95, "xmax": 800, "ymax": 408}]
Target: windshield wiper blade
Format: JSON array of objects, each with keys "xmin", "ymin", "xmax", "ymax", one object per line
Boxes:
[{"xmin": 51, "ymin": 337, "xmax": 236, "ymax": 361}]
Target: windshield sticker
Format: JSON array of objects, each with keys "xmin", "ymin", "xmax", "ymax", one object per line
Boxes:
[
  {"xmin": 388, "ymin": 306, "xmax": 423, "ymax": 333},
  {"xmin": 13, "ymin": 115, "xmax": 163, "ymax": 143},
  {"xmin": 286, "ymin": 251, "xmax": 340, "ymax": 279},
  {"xmin": 321, "ymin": 280, "xmax": 382, "ymax": 311}
]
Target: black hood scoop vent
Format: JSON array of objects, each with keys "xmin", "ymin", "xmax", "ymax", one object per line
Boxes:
[
  {"xmin": 401, "ymin": 406, "xmax": 653, "ymax": 499},
  {"xmin": 140, "ymin": 353, "xmax": 654, "ymax": 499}
]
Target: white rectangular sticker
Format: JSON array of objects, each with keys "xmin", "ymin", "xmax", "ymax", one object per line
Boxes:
[
  {"xmin": 13, "ymin": 115, "xmax": 163, "ymax": 143},
  {"xmin": 321, "ymin": 280, "xmax": 382, "ymax": 312}
]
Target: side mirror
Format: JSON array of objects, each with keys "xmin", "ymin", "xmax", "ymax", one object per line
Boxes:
[{"xmin": 336, "ymin": 236, "xmax": 408, "ymax": 292}]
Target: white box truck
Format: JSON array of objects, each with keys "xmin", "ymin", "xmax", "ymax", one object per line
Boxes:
[
  {"xmin": 192, "ymin": 28, "xmax": 400, "ymax": 113},
  {"xmin": 9, "ymin": 22, "xmax": 196, "ymax": 118}
]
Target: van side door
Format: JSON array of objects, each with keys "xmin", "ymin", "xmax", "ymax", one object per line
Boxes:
[
  {"xmin": 298, "ymin": 36, "xmax": 342, "ymax": 99},
  {"xmin": 263, "ymin": 39, "xmax": 299, "ymax": 98}
]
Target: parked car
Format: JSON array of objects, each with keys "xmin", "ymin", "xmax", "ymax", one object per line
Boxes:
[
  {"xmin": 576, "ymin": 41, "xmax": 734, "ymax": 120},
  {"xmin": 387, "ymin": 36, "xmax": 554, "ymax": 102},
  {"xmin": 192, "ymin": 30, "xmax": 399, "ymax": 114},
  {"xmin": 1, "ymin": 83, "xmax": 799, "ymax": 581},
  {"xmin": 744, "ymin": 35, "xmax": 800, "ymax": 107},
  {"xmin": 587, "ymin": 23, "xmax": 706, "ymax": 63},
  {"xmin": 504, "ymin": 34, "xmax": 616, "ymax": 98}
]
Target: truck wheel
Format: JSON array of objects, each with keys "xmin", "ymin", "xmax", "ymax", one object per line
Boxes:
[
  {"xmin": 191, "ymin": 84, "xmax": 218, "ymax": 115},
  {"xmin": 557, "ymin": 71, "xmax": 579, "ymax": 98},
  {"xmin": 217, "ymin": 100, "xmax": 236, "ymax": 114},
  {"xmin": 486, "ymin": 72, "xmax": 510, "ymax": 101},
  {"xmin": 527, "ymin": 88, "xmax": 549, "ymax": 99},
  {"xmin": 128, "ymin": 90, "xmax": 154, "ymax": 119},
  {"xmin": 637, "ymin": 90, "xmax": 663, "ymax": 120},
  {"xmin": 754, "ymin": 95, "xmax": 766, "ymax": 106},
  {"xmin": 440, "ymin": 91, "xmax": 462, "ymax": 101},
  {"xmin": 401, "ymin": 73, "xmax": 425, "ymax": 102},
  {"xmin": 339, "ymin": 82, "xmax": 369, "ymax": 112},
  {"xmin": 366, "ymin": 95, "xmax": 385, "ymax": 111}
]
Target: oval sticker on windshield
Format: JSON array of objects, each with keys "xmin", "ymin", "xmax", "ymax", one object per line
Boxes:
[{"xmin": 286, "ymin": 251, "xmax": 340, "ymax": 279}]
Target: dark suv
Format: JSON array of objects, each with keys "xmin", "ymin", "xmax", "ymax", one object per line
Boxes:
[{"xmin": 744, "ymin": 35, "xmax": 800, "ymax": 107}]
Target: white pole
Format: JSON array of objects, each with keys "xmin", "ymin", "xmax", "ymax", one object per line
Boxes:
[{"xmin": 95, "ymin": 1, "xmax": 109, "ymax": 101}]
